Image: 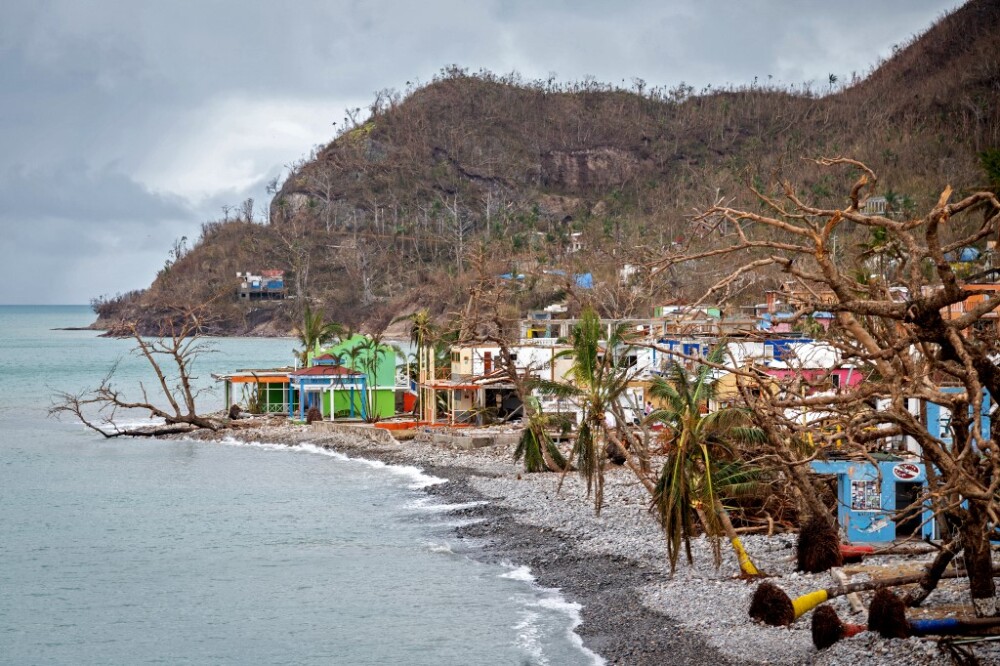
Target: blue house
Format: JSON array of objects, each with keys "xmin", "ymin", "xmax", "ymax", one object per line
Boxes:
[{"xmin": 811, "ymin": 458, "xmax": 936, "ymax": 543}]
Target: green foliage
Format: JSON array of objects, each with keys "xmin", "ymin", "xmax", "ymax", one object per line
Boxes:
[
  {"xmin": 980, "ymin": 148, "xmax": 1000, "ymax": 191},
  {"xmin": 513, "ymin": 397, "xmax": 569, "ymax": 473},
  {"xmin": 648, "ymin": 350, "xmax": 765, "ymax": 572},
  {"xmin": 294, "ymin": 305, "xmax": 344, "ymax": 366},
  {"xmin": 534, "ymin": 306, "xmax": 641, "ymax": 513}
]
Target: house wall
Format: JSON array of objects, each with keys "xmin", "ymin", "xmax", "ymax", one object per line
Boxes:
[
  {"xmin": 316, "ymin": 334, "xmax": 397, "ymax": 388},
  {"xmin": 765, "ymin": 367, "xmax": 863, "ymax": 390},
  {"xmin": 451, "ymin": 343, "xmax": 574, "ymax": 382},
  {"xmin": 320, "ymin": 388, "xmax": 394, "ymax": 419}
]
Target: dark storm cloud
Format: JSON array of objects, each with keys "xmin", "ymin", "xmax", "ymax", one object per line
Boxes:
[{"xmin": 0, "ymin": 0, "xmax": 959, "ymax": 304}]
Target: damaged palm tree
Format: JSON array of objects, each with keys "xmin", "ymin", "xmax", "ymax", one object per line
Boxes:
[
  {"xmin": 796, "ymin": 514, "xmax": 843, "ymax": 574},
  {"xmin": 536, "ymin": 307, "xmax": 649, "ymax": 510},
  {"xmin": 50, "ymin": 305, "xmax": 225, "ymax": 437},
  {"xmin": 750, "ymin": 565, "xmax": 1000, "ymax": 626},
  {"xmin": 661, "ymin": 158, "xmax": 1000, "ymax": 616},
  {"xmin": 648, "ymin": 351, "xmax": 767, "ymax": 576},
  {"xmin": 514, "ymin": 396, "xmax": 569, "ymax": 473},
  {"xmin": 455, "ymin": 249, "xmax": 573, "ymax": 473}
]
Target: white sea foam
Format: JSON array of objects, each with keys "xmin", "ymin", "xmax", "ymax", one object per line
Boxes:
[
  {"xmin": 512, "ymin": 610, "xmax": 547, "ymax": 665},
  {"xmin": 426, "ymin": 541, "xmax": 454, "ymax": 554},
  {"xmin": 499, "ymin": 564, "xmax": 536, "ymax": 584},
  {"xmin": 435, "ymin": 517, "xmax": 486, "ymax": 528},
  {"xmin": 499, "ymin": 564, "xmax": 606, "ymax": 666},
  {"xmin": 404, "ymin": 497, "xmax": 487, "ymax": 513},
  {"xmin": 91, "ymin": 417, "xmax": 165, "ymax": 434},
  {"xmin": 532, "ymin": 596, "xmax": 604, "ymax": 666},
  {"xmin": 216, "ymin": 436, "xmax": 446, "ymax": 489}
]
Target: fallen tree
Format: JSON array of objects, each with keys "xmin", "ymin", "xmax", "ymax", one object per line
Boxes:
[
  {"xmin": 659, "ymin": 157, "xmax": 1000, "ymax": 615},
  {"xmin": 50, "ymin": 307, "xmax": 226, "ymax": 437}
]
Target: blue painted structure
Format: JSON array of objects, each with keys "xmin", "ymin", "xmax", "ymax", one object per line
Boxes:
[
  {"xmin": 811, "ymin": 459, "xmax": 935, "ymax": 543},
  {"xmin": 925, "ymin": 386, "xmax": 992, "ymax": 450},
  {"xmin": 290, "ymin": 365, "xmax": 369, "ymax": 421}
]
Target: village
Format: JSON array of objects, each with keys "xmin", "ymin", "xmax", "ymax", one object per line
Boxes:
[{"xmin": 186, "ymin": 172, "xmax": 1000, "ymax": 664}]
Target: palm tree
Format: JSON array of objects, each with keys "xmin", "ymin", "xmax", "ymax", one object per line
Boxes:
[
  {"xmin": 293, "ymin": 304, "xmax": 344, "ymax": 366},
  {"xmin": 648, "ymin": 353, "xmax": 766, "ymax": 576},
  {"xmin": 513, "ymin": 396, "xmax": 569, "ymax": 473},
  {"xmin": 394, "ymin": 310, "xmax": 434, "ymax": 419},
  {"xmin": 536, "ymin": 307, "xmax": 650, "ymax": 512},
  {"xmin": 347, "ymin": 333, "xmax": 393, "ymax": 423}
]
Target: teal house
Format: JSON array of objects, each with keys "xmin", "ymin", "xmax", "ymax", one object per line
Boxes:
[{"xmin": 308, "ymin": 334, "xmax": 398, "ymax": 420}]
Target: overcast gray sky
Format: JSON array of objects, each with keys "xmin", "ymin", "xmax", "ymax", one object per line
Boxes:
[{"xmin": 0, "ymin": 0, "xmax": 958, "ymax": 304}]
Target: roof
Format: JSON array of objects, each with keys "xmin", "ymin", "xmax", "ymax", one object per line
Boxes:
[
  {"xmin": 291, "ymin": 365, "xmax": 365, "ymax": 377},
  {"xmin": 312, "ymin": 353, "xmax": 341, "ymax": 363},
  {"xmin": 212, "ymin": 368, "xmax": 294, "ymax": 383}
]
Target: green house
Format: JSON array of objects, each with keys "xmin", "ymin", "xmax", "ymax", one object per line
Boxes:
[{"xmin": 309, "ymin": 334, "xmax": 398, "ymax": 419}]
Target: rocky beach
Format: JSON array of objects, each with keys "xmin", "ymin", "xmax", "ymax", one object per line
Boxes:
[{"xmin": 184, "ymin": 422, "xmax": 1000, "ymax": 666}]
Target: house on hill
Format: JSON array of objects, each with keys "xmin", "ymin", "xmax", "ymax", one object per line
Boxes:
[{"xmin": 237, "ymin": 269, "xmax": 287, "ymax": 300}]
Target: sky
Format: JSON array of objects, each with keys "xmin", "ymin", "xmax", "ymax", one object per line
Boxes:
[{"xmin": 0, "ymin": 0, "xmax": 959, "ymax": 305}]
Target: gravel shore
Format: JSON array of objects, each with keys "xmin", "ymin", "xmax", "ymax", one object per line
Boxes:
[{"xmin": 186, "ymin": 423, "xmax": 1000, "ymax": 666}]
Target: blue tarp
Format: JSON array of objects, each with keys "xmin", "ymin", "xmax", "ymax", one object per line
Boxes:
[{"xmin": 574, "ymin": 273, "xmax": 593, "ymax": 289}]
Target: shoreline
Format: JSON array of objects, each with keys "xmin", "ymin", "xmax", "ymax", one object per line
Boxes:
[{"xmin": 188, "ymin": 423, "xmax": 982, "ymax": 666}]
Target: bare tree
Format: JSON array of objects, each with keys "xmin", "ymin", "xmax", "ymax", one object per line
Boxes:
[
  {"xmin": 658, "ymin": 158, "xmax": 1000, "ymax": 615},
  {"xmin": 457, "ymin": 250, "xmax": 569, "ymax": 472},
  {"xmin": 50, "ymin": 308, "xmax": 225, "ymax": 437}
]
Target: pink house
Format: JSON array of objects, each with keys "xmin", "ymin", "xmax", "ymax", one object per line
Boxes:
[{"xmin": 764, "ymin": 342, "xmax": 863, "ymax": 392}]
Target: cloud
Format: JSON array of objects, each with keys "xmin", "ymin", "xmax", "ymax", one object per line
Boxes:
[
  {"xmin": 134, "ymin": 95, "xmax": 357, "ymax": 204},
  {"xmin": 0, "ymin": 162, "xmax": 189, "ymax": 222}
]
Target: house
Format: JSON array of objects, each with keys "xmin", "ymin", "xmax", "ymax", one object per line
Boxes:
[
  {"xmin": 310, "ymin": 335, "xmax": 401, "ymax": 420},
  {"xmin": 763, "ymin": 341, "xmax": 863, "ymax": 393},
  {"xmin": 237, "ymin": 270, "xmax": 287, "ymax": 300},
  {"xmin": 811, "ymin": 458, "xmax": 935, "ymax": 543},
  {"xmin": 935, "ymin": 281, "xmax": 1000, "ymax": 334},
  {"xmin": 215, "ymin": 368, "xmax": 294, "ymax": 414},
  {"xmin": 429, "ymin": 341, "xmax": 578, "ymax": 424},
  {"xmin": 289, "ymin": 363, "xmax": 370, "ymax": 421}
]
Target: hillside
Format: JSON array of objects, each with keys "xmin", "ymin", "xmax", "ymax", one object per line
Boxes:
[{"xmin": 97, "ymin": 0, "xmax": 1000, "ymax": 336}]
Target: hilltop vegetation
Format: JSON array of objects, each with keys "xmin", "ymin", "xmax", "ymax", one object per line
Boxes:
[{"xmin": 96, "ymin": 0, "xmax": 1000, "ymax": 334}]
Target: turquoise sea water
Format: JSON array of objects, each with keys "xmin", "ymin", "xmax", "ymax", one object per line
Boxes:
[{"xmin": 0, "ymin": 306, "xmax": 598, "ymax": 665}]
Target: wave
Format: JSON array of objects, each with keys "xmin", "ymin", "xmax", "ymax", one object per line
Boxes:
[
  {"xmin": 216, "ymin": 436, "xmax": 447, "ymax": 489},
  {"xmin": 425, "ymin": 541, "xmax": 454, "ymax": 554},
  {"xmin": 512, "ymin": 610, "xmax": 546, "ymax": 665},
  {"xmin": 89, "ymin": 417, "xmax": 165, "ymax": 434},
  {"xmin": 404, "ymin": 497, "xmax": 488, "ymax": 513},
  {"xmin": 499, "ymin": 564, "xmax": 536, "ymax": 584},
  {"xmin": 499, "ymin": 563, "xmax": 606, "ymax": 666}
]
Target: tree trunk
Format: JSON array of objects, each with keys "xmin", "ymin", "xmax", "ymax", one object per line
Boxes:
[
  {"xmin": 962, "ymin": 501, "xmax": 998, "ymax": 617},
  {"xmin": 786, "ymin": 461, "xmax": 830, "ymax": 523},
  {"xmin": 715, "ymin": 498, "xmax": 761, "ymax": 576},
  {"xmin": 905, "ymin": 537, "xmax": 962, "ymax": 607}
]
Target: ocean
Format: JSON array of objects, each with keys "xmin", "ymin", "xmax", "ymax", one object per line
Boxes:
[{"xmin": 0, "ymin": 305, "xmax": 599, "ymax": 665}]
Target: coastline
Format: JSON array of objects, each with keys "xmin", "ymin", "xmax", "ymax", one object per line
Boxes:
[{"xmin": 186, "ymin": 423, "xmax": 973, "ymax": 666}]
